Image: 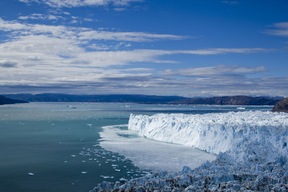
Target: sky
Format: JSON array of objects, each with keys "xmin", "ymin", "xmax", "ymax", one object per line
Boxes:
[{"xmin": 0, "ymin": 0, "xmax": 287, "ymax": 97}]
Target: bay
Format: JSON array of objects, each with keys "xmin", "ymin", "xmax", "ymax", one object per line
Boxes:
[{"xmin": 0, "ymin": 102, "xmax": 272, "ymax": 192}]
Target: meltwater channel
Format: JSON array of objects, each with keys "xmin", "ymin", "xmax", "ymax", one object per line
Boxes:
[{"xmin": 0, "ymin": 102, "xmax": 272, "ymax": 192}]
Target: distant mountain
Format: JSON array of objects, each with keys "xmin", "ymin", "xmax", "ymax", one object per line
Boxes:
[
  {"xmin": 0, "ymin": 95, "xmax": 28, "ymax": 105},
  {"xmin": 272, "ymin": 97, "xmax": 288, "ymax": 113},
  {"xmin": 3, "ymin": 94, "xmax": 282, "ymax": 105},
  {"xmin": 171, "ymin": 95, "xmax": 282, "ymax": 105},
  {"xmin": 4, "ymin": 94, "xmax": 186, "ymax": 104}
]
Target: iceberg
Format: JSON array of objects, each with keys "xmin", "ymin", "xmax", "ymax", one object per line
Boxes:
[{"xmin": 128, "ymin": 111, "xmax": 288, "ymax": 162}]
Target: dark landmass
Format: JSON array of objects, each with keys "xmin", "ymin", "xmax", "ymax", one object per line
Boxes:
[
  {"xmin": 0, "ymin": 95, "xmax": 28, "ymax": 105},
  {"xmin": 4, "ymin": 94, "xmax": 283, "ymax": 105},
  {"xmin": 272, "ymin": 97, "xmax": 288, "ymax": 113},
  {"xmin": 173, "ymin": 95, "xmax": 282, "ymax": 105},
  {"xmin": 4, "ymin": 93, "xmax": 186, "ymax": 104}
]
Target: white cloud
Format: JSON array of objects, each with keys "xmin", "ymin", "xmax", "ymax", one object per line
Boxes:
[
  {"xmin": 19, "ymin": 0, "xmax": 143, "ymax": 8},
  {"xmin": 18, "ymin": 13, "xmax": 64, "ymax": 21},
  {"xmin": 162, "ymin": 65, "xmax": 266, "ymax": 77},
  {"xmin": 0, "ymin": 18, "xmax": 281, "ymax": 96},
  {"xmin": 0, "ymin": 18, "xmax": 184, "ymax": 43},
  {"xmin": 77, "ymin": 30, "xmax": 185, "ymax": 42},
  {"xmin": 0, "ymin": 18, "xmax": 27, "ymax": 31},
  {"xmin": 176, "ymin": 48, "xmax": 268, "ymax": 55},
  {"xmin": 265, "ymin": 22, "xmax": 288, "ymax": 37}
]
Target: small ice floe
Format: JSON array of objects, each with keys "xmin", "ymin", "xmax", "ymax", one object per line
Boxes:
[
  {"xmin": 71, "ymin": 155, "xmax": 76, "ymax": 157},
  {"xmin": 119, "ymin": 178, "xmax": 127, "ymax": 182},
  {"xmin": 86, "ymin": 124, "xmax": 92, "ymax": 127},
  {"xmin": 81, "ymin": 171, "xmax": 87, "ymax": 174},
  {"xmin": 114, "ymin": 169, "xmax": 121, "ymax": 172},
  {"xmin": 27, "ymin": 172, "xmax": 34, "ymax": 176},
  {"xmin": 100, "ymin": 175, "xmax": 114, "ymax": 179},
  {"xmin": 64, "ymin": 161, "xmax": 68, "ymax": 163},
  {"xmin": 236, "ymin": 107, "xmax": 246, "ymax": 110},
  {"xmin": 66, "ymin": 105, "xmax": 76, "ymax": 109}
]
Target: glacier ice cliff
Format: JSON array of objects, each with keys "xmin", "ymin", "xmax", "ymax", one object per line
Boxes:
[
  {"xmin": 92, "ymin": 111, "xmax": 288, "ymax": 192},
  {"xmin": 128, "ymin": 111, "xmax": 288, "ymax": 162}
]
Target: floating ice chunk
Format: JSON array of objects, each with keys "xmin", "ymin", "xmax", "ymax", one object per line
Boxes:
[
  {"xmin": 27, "ymin": 172, "xmax": 34, "ymax": 176},
  {"xmin": 81, "ymin": 171, "xmax": 87, "ymax": 174},
  {"xmin": 71, "ymin": 155, "xmax": 76, "ymax": 157}
]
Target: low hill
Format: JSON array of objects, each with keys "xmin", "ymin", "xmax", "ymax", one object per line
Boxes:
[
  {"xmin": 171, "ymin": 95, "xmax": 282, "ymax": 105},
  {"xmin": 0, "ymin": 95, "xmax": 28, "ymax": 105},
  {"xmin": 3, "ymin": 94, "xmax": 282, "ymax": 105},
  {"xmin": 4, "ymin": 94, "xmax": 186, "ymax": 104}
]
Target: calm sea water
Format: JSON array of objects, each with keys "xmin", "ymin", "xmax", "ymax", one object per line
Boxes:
[{"xmin": 0, "ymin": 102, "xmax": 272, "ymax": 192}]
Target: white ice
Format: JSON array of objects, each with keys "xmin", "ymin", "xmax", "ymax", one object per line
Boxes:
[
  {"xmin": 100, "ymin": 125, "xmax": 216, "ymax": 172},
  {"xmin": 27, "ymin": 172, "xmax": 34, "ymax": 176},
  {"xmin": 94, "ymin": 111, "xmax": 288, "ymax": 191},
  {"xmin": 128, "ymin": 111, "xmax": 288, "ymax": 162}
]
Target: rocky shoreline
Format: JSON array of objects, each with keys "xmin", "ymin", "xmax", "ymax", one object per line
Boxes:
[{"xmin": 272, "ymin": 97, "xmax": 288, "ymax": 113}]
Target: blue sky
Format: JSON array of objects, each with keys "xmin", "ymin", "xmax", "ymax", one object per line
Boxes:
[{"xmin": 0, "ymin": 0, "xmax": 287, "ymax": 97}]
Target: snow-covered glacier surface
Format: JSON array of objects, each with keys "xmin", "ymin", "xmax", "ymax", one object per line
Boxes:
[
  {"xmin": 128, "ymin": 111, "xmax": 288, "ymax": 162},
  {"xmin": 93, "ymin": 111, "xmax": 288, "ymax": 191}
]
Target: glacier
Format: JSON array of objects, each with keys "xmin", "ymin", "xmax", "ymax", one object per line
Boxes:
[
  {"xmin": 128, "ymin": 111, "xmax": 288, "ymax": 162},
  {"xmin": 92, "ymin": 111, "xmax": 288, "ymax": 191}
]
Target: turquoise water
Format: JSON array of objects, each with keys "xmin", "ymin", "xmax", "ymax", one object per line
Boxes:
[{"xmin": 0, "ymin": 103, "xmax": 272, "ymax": 192}]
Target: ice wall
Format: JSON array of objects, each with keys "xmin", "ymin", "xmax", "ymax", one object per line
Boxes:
[{"xmin": 128, "ymin": 111, "xmax": 288, "ymax": 162}]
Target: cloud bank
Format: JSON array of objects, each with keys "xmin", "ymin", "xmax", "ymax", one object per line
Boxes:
[
  {"xmin": 0, "ymin": 17, "xmax": 287, "ymax": 96},
  {"xmin": 19, "ymin": 0, "xmax": 143, "ymax": 8}
]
